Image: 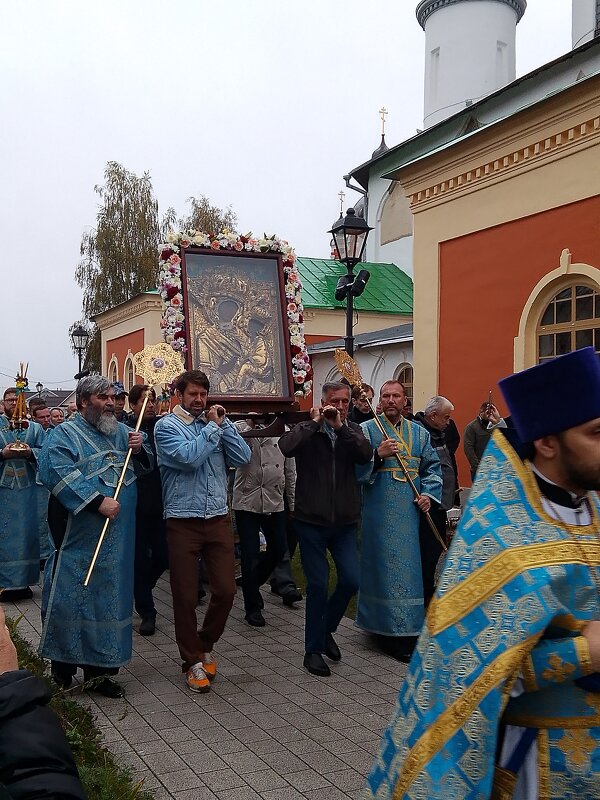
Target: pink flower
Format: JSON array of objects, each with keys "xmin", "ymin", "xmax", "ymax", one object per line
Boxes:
[
  {"xmin": 211, "ymin": 240, "xmax": 221, "ymax": 251},
  {"xmin": 180, "ymin": 238, "xmax": 191, "ymax": 248},
  {"xmin": 168, "ymin": 254, "xmax": 181, "ymax": 266},
  {"xmin": 170, "ymin": 295, "xmax": 182, "ymax": 307},
  {"xmin": 234, "ymin": 241, "xmax": 243, "ymax": 251},
  {"xmin": 287, "ymin": 302, "xmax": 297, "ymax": 312}
]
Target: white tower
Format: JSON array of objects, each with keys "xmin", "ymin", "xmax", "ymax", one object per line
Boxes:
[
  {"xmin": 572, "ymin": 0, "xmax": 600, "ymax": 49},
  {"xmin": 417, "ymin": 0, "xmax": 527, "ymax": 129}
]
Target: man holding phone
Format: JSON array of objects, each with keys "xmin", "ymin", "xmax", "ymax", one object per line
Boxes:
[
  {"xmin": 279, "ymin": 382, "xmax": 373, "ymax": 676},
  {"xmin": 154, "ymin": 370, "xmax": 251, "ymax": 693}
]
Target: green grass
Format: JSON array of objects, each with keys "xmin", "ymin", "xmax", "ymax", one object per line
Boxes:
[
  {"xmin": 7, "ymin": 617, "xmax": 154, "ymax": 800},
  {"xmin": 290, "ymin": 548, "xmax": 358, "ymax": 619}
]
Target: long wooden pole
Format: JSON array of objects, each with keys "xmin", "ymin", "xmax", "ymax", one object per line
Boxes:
[
  {"xmin": 84, "ymin": 392, "xmax": 151, "ymax": 586},
  {"xmin": 364, "ymin": 400, "xmax": 448, "ymax": 553}
]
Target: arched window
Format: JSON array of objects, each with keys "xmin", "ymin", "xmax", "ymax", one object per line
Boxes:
[
  {"xmin": 108, "ymin": 357, "xmax": 118, "ymax": 385},
  {"xmin": 124, "ymin": 357, "xmax": 135, "ymax": 393},
  {"xmin": 394, "ymin": 363, "xmax": 413, "ymax": 403},
  {"xmin": 537, "ymin": 283, "xmax": 600, "ymax": 364}
]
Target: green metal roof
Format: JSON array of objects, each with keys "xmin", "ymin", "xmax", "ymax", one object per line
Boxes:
[{"xmin": 297, "ymin": 258, "xmax": 413, "ymax": 315}]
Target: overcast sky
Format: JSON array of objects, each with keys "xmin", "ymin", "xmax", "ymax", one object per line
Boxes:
[{"xmin": 0, "ymin": 0, "xmax": 572, "ymax": 393}]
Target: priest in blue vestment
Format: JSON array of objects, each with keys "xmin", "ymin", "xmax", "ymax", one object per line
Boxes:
[
  {"xmin": 38, "ymin": 375, "xmax": 152, "ymax": 698},
  {"xmin": 366, "ymin": 347, "xmax": 600, "ymax": 800},
  {"xmin": 0, "ymin": 387, "xmax": 46, "ymax": 601},
  {"xmin": 356, "ymin": 379, "xmax": 442, "ymax": 660}
]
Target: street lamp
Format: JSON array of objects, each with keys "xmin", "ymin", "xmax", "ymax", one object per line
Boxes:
[
  {"xmin": 328, "ymin": 208, "xmax": 372, "ymax": 357},
  {"xmin": 71, "ymin": 325, "xmax": 90, "ymax": 380},
  {"xmin": 35, "ymin": 382, "xmax": 43, "ymax": 396}
]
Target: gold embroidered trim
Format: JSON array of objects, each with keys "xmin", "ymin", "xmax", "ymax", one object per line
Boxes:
[
  {"xmin": 392, "ymin": 637, "xmax": 536, "ymax": 799},
  {"xmin": 427, "ymin": 540, "xmax": 600, "ymax": 635},
  {"xmin": 521, "ymin": 653, "xmax": 538, "ymax": 692},
  {"xmin": 502, "ymin": 709, "xmax": 600, "ymax": 729},
  {"xmin": 574, "ymin": 634, "xmax": 594, "ymax": 676},
  {"xmin": 491, "ymin": 766, "xmax": 517, "ymax": 800},
  {"xmin": 538, "ymin": 729, "xmax": 550, "ymax": 800},
  {"xmin": 551, "ymin": 613, "xmax": 586, "ymax": 633}
]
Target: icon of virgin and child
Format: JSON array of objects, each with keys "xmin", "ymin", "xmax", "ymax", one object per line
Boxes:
[{"xmin": 187, "ymin": 263, "xmax": 286, "ymax": 397}]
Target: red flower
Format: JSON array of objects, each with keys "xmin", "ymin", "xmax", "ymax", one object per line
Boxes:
[
  {"xmin": 161, "ymin": 248, "xmax": 173, "ymax": 261},
  {"xmin": 174, "ymin": 330, "xmax": 185, "ymax": 340},
  {"xmin": 166, "ymin": 286, "xmax": 179, "ymax": 300},
  {"xmin": 211, "ymin": 240, "xmax": 221, "ymax": 250},
  {"xmin": 291, "ymin": 345, "xmax": 301, "ymax": 355},
  {"xmin": 298, "ymin": 314, "xmax": 303, "ymax": 323}
]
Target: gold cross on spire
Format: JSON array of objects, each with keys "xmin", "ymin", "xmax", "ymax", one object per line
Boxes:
[
  {"xmin": 338, "ymin": 190, "xmax": 345, "ymax": 215},
  {"xmin": 379, "ymin": 106, "xmax": 388, "ymax": 136}
]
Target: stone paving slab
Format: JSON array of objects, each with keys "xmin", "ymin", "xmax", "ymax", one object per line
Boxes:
[{"xmin": 8, "ymin": 574, "xmax": 406, "ymax": 799}]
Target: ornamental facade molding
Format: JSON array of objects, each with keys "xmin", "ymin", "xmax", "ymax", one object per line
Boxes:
[
  {"xmin": 95, "ymin": 296, "xmax": 162, "ymax": 329},
  {"xmin": 406, "ymin": 112, "xmax": 600, "ymax": 211},
  {"xmin": 416, "ymin": 0, "xmax": 526, "ymax": 29}
]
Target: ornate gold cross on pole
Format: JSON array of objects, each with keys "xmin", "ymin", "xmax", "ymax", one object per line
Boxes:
[
  {"xmin": 338, "ymin": 190, "xmax": 345, "ymax": 215},
  {"xmin": 379, "ymin": 106, "xmax": 388, "ymax": 136}
]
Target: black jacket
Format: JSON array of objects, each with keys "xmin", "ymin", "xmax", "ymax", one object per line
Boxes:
[
  {"xmin": 0, "ymin": 670, "xmax": 86, "ymax": 799},
  {"xmin": 125, "ymin": 416, "xmax": 163, "ymax": 516},
  {"xmin": 278, "ymin": 420, "xmax": 373, "ymax": 527}
]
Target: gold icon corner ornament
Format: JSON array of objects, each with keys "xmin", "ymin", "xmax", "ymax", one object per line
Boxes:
[{"xmin": 84, "ymin": 343, "xmax": 184, "ymax": 586}]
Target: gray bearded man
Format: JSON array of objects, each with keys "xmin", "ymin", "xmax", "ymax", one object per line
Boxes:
[{"xmin": 39, "ymin": 376, "xmax": 152, "ymax": 698}]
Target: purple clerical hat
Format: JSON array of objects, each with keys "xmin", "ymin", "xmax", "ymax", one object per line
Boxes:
[{"xmin": 499, "ymin": 347, "xmax": 600, "ymax": 442}]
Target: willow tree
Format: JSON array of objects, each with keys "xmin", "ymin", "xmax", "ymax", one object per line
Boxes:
[{"xmin": 73, "ymin": 161, "xmax": 160, "ymax": 371}]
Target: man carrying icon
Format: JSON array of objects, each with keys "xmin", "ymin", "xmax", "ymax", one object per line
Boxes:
[
  {"xmin": 279, "ymin": 381, "xmax": 373, "ymax": 677},
  {"xmin": 154, "ymin": 369, "xmax": 251, "ymax": 693}
]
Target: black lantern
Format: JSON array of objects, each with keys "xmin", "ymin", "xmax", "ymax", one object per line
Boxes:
[
  {"xmin": 71, "ymin": 325, "xmax": 90, "ymax": 379},
  {"xmin": 328, "ymin": 208, "xmax": 372, "ymax": 357},
  {"xmin": 329, "ymin": 208, "xmax": 372, "ymax": 268},
  {"xmin": 35, "ymin": 382, "xmax": 43, "ymax": 396}
]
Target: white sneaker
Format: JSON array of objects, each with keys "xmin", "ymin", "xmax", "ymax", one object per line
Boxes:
[{"xmin": 186, "ymin": 662, "xmax": 210, "ymax": 693}]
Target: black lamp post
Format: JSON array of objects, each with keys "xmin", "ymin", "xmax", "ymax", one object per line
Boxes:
[
  {"xmin": 71, "ymin": 325, "xmax": 90, "ymax": 380},
  {"xmin": 329, "ymin": 208, "xmax": 372, "ymax": 357},
  {"xmin": 35, "ymin": 382, "xmax": 43, "ymax": 397}
]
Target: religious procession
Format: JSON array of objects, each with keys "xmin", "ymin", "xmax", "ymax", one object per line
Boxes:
[{"xmin": 3, "ymin": 1, "xmax": 600, "ymax": 799}]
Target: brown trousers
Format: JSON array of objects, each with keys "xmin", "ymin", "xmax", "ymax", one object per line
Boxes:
[{"xmin": 166, "ymin": 515, "xmax": 236, "ymax": 672}]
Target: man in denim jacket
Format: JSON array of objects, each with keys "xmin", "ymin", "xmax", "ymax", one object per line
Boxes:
[{"xmin": 154, "ymin": 370, "xmax": 251, "ymax": 693}]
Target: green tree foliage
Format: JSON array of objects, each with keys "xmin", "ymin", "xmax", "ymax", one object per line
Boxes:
[
  {"xmin": 172, "ymin": 194, "xmax": 238, "ymax": 236},
  {"xmin": 73, "ymin": 164, "xmax": 237, "ymax": 372}
]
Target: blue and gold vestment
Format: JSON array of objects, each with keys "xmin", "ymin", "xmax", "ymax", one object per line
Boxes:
[
  {"xmin": 0, "ymin": 416, "xmax": 46, "ymax": 588},
  {"xmin": 357, "ymin": 416, "xmax": 442, "ymax": 636},
  {"xmin": 366, "ymin": 432, "xmax": 600, "ymax": 800},
  {"xmin": 38, "ymin": 414, "xmax": 152, "ymax": 669}
]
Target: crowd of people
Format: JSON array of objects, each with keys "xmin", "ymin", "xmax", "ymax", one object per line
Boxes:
[{"xmin": 1, "ymin": 347, "xmax": 599, "ymax": 797}]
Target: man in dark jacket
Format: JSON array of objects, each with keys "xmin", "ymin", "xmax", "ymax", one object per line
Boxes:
[
  {"xmin": 0, "ymin": 608, "xmax": 86, "ymax": 799},
  {"xmin": 126, "ymin": 384, "xmax": 168, "ymax": 636},
  {"xmin": 414, "ymin": 396, "xmax": 457, "ymax": 604},
  {"xmin": 279, "ymin": 382, "xmax": 373, "ymax": 677}
]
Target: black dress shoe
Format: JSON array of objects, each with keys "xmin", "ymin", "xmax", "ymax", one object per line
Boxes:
[
  {"xmin": 245, "ymin": 611, "xmax": 266, "ymax": 627},
  {"xmin": 303, "ymin": 652, "xmax": 331, "ymax": 677},
  {"xmin": 281, "ymin": 588, "xmax": 303, "ymax": 607},
  {"xmin": 0, "ymin": 587, "xmax": 33, "ymax": 602},
  {"xmin": 325, "ymin": 633, "xmax": 341, "ymax": 662},
  {"xmin": 51, "ymin": 670, "xmax": 73, "ymax": 690},
  {"xmin": 87, "ymin": 677, "xmax": 124, "ymax": 698},
  {"xmin": 139, "ymin": 614, "xmax": 156, "ymax": 636}
]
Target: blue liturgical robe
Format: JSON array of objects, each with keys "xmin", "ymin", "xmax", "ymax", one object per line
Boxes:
[
  {"xmin": 36, "ymin": 427, "xmax": 52, "ymax": 562},
  {"xmin": 38, "ymin": 414, "xmax": 152, "ymax": 669},
  {"xmin": 0, "ymin": 416, "xmax": 46, "ymax": 589},
  {"xmin": 356, "ymin": 416, "xmax": 442, "ymax": 637},
  {"xmin": 366, "ymin": 431, "xmax": 600, "ymax": 800}
]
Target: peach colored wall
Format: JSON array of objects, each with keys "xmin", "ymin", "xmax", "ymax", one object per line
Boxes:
[
  {"xmin": 105, "ymin": 329, "xmax": 144, "ymax": 382},
  {"xmin": 438, "ymin": 195, "xmax": 600, "ymax": 484}
]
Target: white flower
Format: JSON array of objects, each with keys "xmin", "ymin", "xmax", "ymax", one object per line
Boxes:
[{"xmin": 166, "ymin": 232, "xmax": 179, "ymax": 244}]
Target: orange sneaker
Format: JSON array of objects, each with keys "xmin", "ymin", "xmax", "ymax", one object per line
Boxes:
[
  {"xmin": 202, "ymin": 652, "xmax": 217, "ymax": 681},
  {"xmin": 186, "ymin": 662, "xmax": 210, "ymax": 693}
]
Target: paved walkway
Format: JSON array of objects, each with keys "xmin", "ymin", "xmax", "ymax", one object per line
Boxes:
[{"xmin": 12, "ymin": 577, "xmax": 406, "ymax": 800}]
